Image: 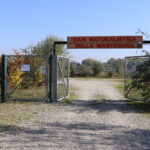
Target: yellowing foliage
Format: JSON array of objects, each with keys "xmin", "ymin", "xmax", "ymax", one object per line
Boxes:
[
  {"xmin": 8, "ymin": 50, "xmax": 45, "ymax": 89},
  {"xmin": 8, "ymin": 50, "xmax": 25, "ymax": 88},
  {"xmin": 9, "ymin": 68, "xmax": 24, "ymax": 88}
]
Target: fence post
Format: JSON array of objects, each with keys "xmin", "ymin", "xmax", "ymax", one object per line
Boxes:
[
  {"xmin": 1, "ymin": 55, "xmax": 7, "ymax": 102},
  {"xmin": 50, "ymin": 54, "xmax": 58, "ymax": 102}
]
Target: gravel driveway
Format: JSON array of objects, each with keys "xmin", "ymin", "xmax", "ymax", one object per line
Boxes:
[{"xmin": 0, "ymin": 78, "xmax": 150, "ymax": 150}]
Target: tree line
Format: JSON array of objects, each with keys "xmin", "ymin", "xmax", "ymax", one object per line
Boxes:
[{"xmin": 70, "ymin": 58, "xmax": 124, "ymax": 78}]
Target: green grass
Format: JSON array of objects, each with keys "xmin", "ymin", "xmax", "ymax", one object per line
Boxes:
[
  {"xmin": 60, "ymin": 93, "xmax": 77, "ymax": 103},
  {"xmin": 116, "ymin": 82, "xmax": 124, "ymax": 94},
  {"xmin": 10, "ymin": 86, "xmax": 46, "ymax": 99},
  {"xmin": 60, "ymin": 86, "xmax": 78, "ymax": 103},
  {"xmin": 126, "ymin": 100, "xmax": 150, "ymax": 117},
  {"xmin": 116, "ymin": 82, "xmax": 150, "ymax": 118}
]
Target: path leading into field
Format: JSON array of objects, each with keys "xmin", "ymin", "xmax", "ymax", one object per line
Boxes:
[{"xmin": 0, "ymin": 78, "xmax": 150, "ymax": 150}]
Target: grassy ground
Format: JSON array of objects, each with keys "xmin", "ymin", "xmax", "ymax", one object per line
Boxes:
[
  {"xmin": 10, "ymin": 86, "xmax": 46, "ymax": 99},
  {"xmin": 116, "ymin": 83, "xmax": 124, "ymax": 94},
  {"xmin": 116, "ymin": 82, "xmax": 150, "ymax": 118},
  {"xmin": 72, "ymin": 77, "xmax": 124, "ymax": 81},
  {"xmin": 0, "ymin": 101, "xmax": 40, "ymax": 132},
  {"xmin": 0, "ymin": 84, "xmax": 77, "ymax": 132},
  {"xmin": 60, "ymin": 86, "xmax": 78, "ymax": 103}
]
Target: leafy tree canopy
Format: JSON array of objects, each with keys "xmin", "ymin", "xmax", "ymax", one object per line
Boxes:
[{"xmin": 28, "ymin": 35, "xmax": 68, "ymax": 55}]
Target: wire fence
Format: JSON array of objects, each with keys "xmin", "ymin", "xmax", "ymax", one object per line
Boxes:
[
  {"xmin": 5, "ymin": 55, "xmax": 49, "ymax": 101},
  {"xmin": 57, "ymin": 56, "xmax": 70, "ymax": 100}
]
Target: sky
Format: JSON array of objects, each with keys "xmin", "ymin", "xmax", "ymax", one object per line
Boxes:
[{"xmin": 0, "ymin": 0, "xmax": 150, "ymax": 62}]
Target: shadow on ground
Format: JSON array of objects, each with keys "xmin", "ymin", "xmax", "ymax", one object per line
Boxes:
[
  {"xmin": 60, "ymin": 99, "xmax": 150, "ymax": 114},
  {"xmin": 0, "ymin": 122, "xmax": 150, "ymax": 150}
]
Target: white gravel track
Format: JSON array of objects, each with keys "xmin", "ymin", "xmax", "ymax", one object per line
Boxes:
[{"xmin": 0, "ymin": 78, "xmax": 150, "ymax": 150}]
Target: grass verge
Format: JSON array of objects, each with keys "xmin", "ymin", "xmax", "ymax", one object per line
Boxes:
[
  {"xmin": 116, "ymin": 82, "xmax": 150, "ymax": 118},
  {"xmin": 0, "ymin": 101, "xmax": 46, "ymax": 132},
  {"xmin": 116, "ymin": 82, "xmax": 124, "ymax": 94},
  {"xmin": 60, "ymin": 86, "xmax": 78, "ymax": 103}
]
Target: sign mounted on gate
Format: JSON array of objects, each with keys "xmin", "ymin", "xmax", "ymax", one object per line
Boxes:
[
  {"xmin": 67, "ymin": 36, "xmax": 143, "ymax": 49},
  {"xmin": 21, "ymin": 64, "xmax": 30, "ymax": 72}
]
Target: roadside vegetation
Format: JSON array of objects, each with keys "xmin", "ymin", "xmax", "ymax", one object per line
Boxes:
[{"xmin": 116, "ymin": 82, "xmax": 150, "ymax": 118}]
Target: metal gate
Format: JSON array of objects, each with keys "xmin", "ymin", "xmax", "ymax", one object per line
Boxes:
[
  {"xmin": 1, "ymin": 55, "xmax": 50, "ymax": 102},
  {"xmin": 57, "ymin": 56, "xmax": 70, "ymax": 100},
  {"xmin": 1, "ymin": 54, "xmax": 70, "ymax": 102},
  {"xmin": 124, "ymin": 55, "xmax": 150, "ymax": 101}
]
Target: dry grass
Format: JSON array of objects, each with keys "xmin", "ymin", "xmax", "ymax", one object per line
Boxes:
[
  {"xmin": 0, "ymin": 101, "xmax": 48, "ymax": 132},
  {"xmin": 0, "ymin": 84, "xmax": 77, "ymax": 132},
  {"xmin": 10, "ymin": 86, "xmax": 46, "ymax": 99}
]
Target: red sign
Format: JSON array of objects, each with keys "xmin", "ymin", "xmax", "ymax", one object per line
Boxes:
[{"xmin": 67, "ymin": 36, "xmax": 143, "ymax": 49}]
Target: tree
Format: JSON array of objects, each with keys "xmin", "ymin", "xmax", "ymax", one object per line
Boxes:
[
  {"xmin": 127, "ymin": 29, "xmax": 150, "ymax": 100},
  {"xmin": 106, "ymin": 58, "xmax": 124, "ymax": 77},
  {"xmin": 92, "ymin": 61, "xmax": 103, "ymax": 76},
  {"xmin": 82, "ymin": 58, "xmax": 103, "ymax": 76},
  {"xmin": 131, "ymin": 56, "xmax": 150, "ymax": 100},
  {"xmin": 78, "ymin": 65, "xmax": 93, "ymax": 77},
  {"xmin": 7, "ymin": 50, "xmax": 46, "ymax": 89},
  {"xmin": 30, "ymin": 35, "xmax": 68, "ymax": 55},
  {"xmin": 70, "ymin": 61, "xmax": 78, "ymax": 77},
  {"xmin": 7, "ymin": 50, "xmax": 25, "ymax": 88}
]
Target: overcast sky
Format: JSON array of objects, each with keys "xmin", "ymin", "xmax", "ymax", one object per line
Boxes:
[{"xmin": 0, "ymin": 0, "xmax": 150, "ymax": 62}]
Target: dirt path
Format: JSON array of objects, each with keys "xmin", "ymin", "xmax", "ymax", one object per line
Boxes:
[{"xmin": 0, "ymin": 78, "xmax": 150, "ymax": 150}]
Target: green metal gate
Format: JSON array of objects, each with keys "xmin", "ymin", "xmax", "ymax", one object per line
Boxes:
[
  {"xmin": 124, "ymin": 55, "xmax": 150, "ymax": 102},
  {"xmin": 1, "ymin": 55, "xmax": 50, "ymax": 102},
  {"xmin": 1, "ymin": 54, "xmax": 70, "ymax": 102}
]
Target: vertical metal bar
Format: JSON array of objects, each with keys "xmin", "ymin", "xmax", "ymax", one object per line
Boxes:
[
  {"xmin": 124, "ymin": 58, "xmax": 127, "ymax": 98},
  {"xmin": 50, "ymin": 55, "xmax": 58, "ymax": 102},
  {"xmin": 1, "ymin": 55, "xmax": 7, "ymax": 102},
  {"xmin": 49, "ymin": 55, "xmax": 52, "ymax": 102},
  {"xmin": 67, "ymin": 58, "xmax": 70, "ymax": 97},
  {"xmin": 45, "ymin": 56, "xmax": 49, "ymax": 102},
  {"xmin": 53, "ymin": 43, "xmax": 56, "ymax": 55}
]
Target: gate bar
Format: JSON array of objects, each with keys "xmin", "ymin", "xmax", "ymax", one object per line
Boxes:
[
  {"xmin": 53, "ymin": 41, "xmax": 67, "ymax": 55},
  {"xmin": 1, "ymin": 55, "xmax": 7, "ymax": 102},
  {"xmin": 53, "ymin": 40, "xmax": 150, "ymax": 54},
  {"xmin": 143, "ymin": 40, "xmax": 150, "ymax": 44}
]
